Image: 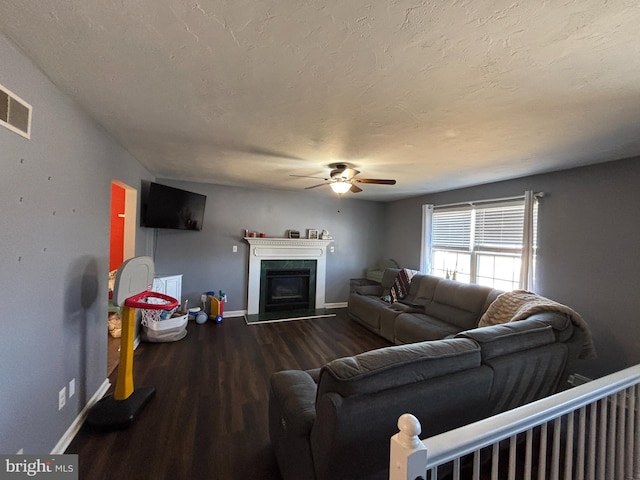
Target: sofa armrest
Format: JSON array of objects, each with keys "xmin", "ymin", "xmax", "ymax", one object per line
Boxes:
[
  {"xmin": 354, "ymin": 284, "xmax": 383, "ymax": 296},
  {"xmin": 270, "ymin": 370, "xmax": 318, "ymax": 436}
]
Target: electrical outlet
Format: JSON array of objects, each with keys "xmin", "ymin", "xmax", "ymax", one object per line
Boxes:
[
  {"xmin": 201, "ymin": 294, "xmax": 207, "ymax": 304},
  {"xmin": 330, "ymin": 246, "xmax": 335, "ymax": 253},
  {"xmin": 232, "ymin": 245, "xmax": 238, "ymax": 253},
  {"xmin": 58, "ymin": 387, "xmax": 66, "ymax": 411},
  {"xmin": 69, "ymin": 378, "xmax": 75, "ymax": 398}
]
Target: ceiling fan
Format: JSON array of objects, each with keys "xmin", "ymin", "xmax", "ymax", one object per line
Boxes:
[{"xmin": 291, "ymin": 163, "xmax": 396, "ymax": 194}]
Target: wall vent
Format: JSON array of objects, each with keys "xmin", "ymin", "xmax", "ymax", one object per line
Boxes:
[{"xmin": 0, "ymin": 83, "xmax": 32, "ymax": 139}]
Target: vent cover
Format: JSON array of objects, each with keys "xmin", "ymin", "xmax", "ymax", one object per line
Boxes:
[{"xmin": 0, "ymin": 83, "xmax": 32, "ymax": 138}]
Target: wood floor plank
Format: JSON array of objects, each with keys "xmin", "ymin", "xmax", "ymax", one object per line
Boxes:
[{"xmin": 66, "ymin": 309, "xmax": 390, "ymax": 479}]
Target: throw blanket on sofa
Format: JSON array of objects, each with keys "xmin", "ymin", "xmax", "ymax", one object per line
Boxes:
[
  {"xmin": 479, "ymin": 290, "xmax": 597, "ymax": 359},
  {"xmin": 382, "ymin": 268, "xmax": 417, "ymax": 303}
]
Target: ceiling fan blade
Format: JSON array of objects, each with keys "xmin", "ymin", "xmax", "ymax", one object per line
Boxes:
[
  {"xmin": 353, "ymin": 178, "xmax": 397, "ymax": 185},
  {"xmin": 350, "ymin": 183, "xmax": 363, "ymax": 193},
  {"xmin": 305, "ymin": 182, "xmax": 329, "ymax": 190},
  {"xmin": 290, "ymin": 174, "xmax": 330, "ymax": 180}
]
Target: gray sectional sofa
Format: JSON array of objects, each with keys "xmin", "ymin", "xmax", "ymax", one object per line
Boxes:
[
  {"xmin": 269, "ymin": 314, "xmax": 588, "ymax": 480},
  {"xmin": 269, "ymin": 268, "xmax": 594, "ymax": 480},
  {"xmin": 348, "ymin": 268, "xmax": 503, "ymax": 344}
]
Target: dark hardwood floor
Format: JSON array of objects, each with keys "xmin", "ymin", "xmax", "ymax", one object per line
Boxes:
[{"xmin": 66, "ymin": 309, "xmax": 391, "ymax": 480}]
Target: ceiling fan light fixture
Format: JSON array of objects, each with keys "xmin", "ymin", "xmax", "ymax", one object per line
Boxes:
[{"xmin": 330, "ymin": 181, "xmax": 351, "ymax": 194}]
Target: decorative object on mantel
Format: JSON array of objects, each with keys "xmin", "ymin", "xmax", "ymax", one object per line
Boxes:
[
  {"xmin": 307, "ymin": 229, "xmax": 318, "ymax": 239},
  {"xmin": 320, "ymin": 229, "xmax": 332, "ymax": 240},
  {"xmin": 287, "ymin": 229, "xmax": 300, "ymax": 239}
]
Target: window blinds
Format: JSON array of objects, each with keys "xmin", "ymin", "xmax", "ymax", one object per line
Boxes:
[
  {"xmin": 474, "ymin": 204, "xmax": 524, "ymax": 250},
  {"xmin": 431, "ymin": 208, "xmax": 472, "ymax": 249},
  {"xmin": 432, "ymin": 201, "xmax": 526, "ymax": 251}
]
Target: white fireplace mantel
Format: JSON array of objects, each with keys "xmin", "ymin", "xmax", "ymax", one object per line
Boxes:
[{"xmin": 245, "ymin": 237, "xmax": 333, "ymax": 314}]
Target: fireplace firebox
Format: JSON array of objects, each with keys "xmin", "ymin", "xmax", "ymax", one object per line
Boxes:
[
  {"xmin": 259, "ymin": 260, "xmax": 317, "ymax": 314},
  {"xmin": 264, "ymin": 269, "xmax": 311, "ymax": 312}
]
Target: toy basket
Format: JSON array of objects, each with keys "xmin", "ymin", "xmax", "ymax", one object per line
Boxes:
[
  {"xmin": 125, "ymin": 291, "xmax": 187, "ymax": 342},
  {"xmin": 140, "ymin": 303, "xmax": 179, "ymax": 327}
]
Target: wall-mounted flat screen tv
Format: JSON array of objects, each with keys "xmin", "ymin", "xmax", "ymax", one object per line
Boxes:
[{"xmin": 143, "ymin": 182, "xmax": 207, "ymax": 231}]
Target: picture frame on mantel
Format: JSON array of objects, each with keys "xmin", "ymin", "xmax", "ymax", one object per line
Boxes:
[{"xmin": 307, "ymin": 229, "xmax": 318, "ymax": 240}]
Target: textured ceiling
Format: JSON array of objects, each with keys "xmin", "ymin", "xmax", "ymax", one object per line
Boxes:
[{"xmin": 2, "ymin": 1, "xmax": 640, "ymax": 200}]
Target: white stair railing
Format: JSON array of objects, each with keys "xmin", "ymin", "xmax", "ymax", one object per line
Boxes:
[
  {"xmin": 390, "ymin": 364, "xmax": 640, "ymax": 480},
  {"xmin": 390, "ymin": 413, "xmax": 428, "ymax": 480}
]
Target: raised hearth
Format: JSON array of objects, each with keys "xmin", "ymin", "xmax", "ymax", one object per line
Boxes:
[{"xmin": 245, "ymin": 237, "xmax": 332, "ymax": 315}]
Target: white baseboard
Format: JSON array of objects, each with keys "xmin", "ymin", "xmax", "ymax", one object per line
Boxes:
[
  {"xmin": 51, "ymin": 378, "xmax": 111, "ymax": 454},
  {"xmin": 225, "ymin": 304, "xmax": 346, "ymax": 317},
  {"xmin": 325, "ymin": 302, "xmax": 347, "ymax": 309}
]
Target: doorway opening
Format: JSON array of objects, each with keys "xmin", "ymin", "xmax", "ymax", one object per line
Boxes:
[{"xmin": 108, "ymin": 180, "xmax": 137, "ymax": 375}]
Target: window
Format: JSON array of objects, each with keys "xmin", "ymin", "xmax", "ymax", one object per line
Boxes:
[{"xmin": 425, "ymin": 193, "xmax": 538, "ymax": 290}]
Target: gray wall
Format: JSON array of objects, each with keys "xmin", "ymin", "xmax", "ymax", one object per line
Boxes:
[
  {"xmin": 0, "ymin": 33, "xmax": 154, "ymax": 454},
  {"xmin": 151, "ymin": 180, "xmax": 387, "ymax": 311},
  {"xmin": 3, "ymin": 26, "xmax": 639, "ymax": 456},
  {"xmin": 0, "ymin": 28, "xmax": 385, "ymax": 454},
  {"xmin": 384, "ymin": 158, "xmax": 640, "ymax": 379}
]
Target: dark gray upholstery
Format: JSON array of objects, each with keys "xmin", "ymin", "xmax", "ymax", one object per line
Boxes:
[
  {"xmin": 269, "ymin": 370, "xmax": 318, "ymax": 480},
  {"xmin": 347, "ymin": 268, "xmax": 402, "ymax": 340},
  {"xmin": 269, "ymin": 316, "xmax": 588, "ymax": 480},
  {"xmin": 394, "ymin": 313, "xmax": 462, "ymax": 344},
  {"xmin": 422, "ymin": 279, "xmax": 498, "ymax": 329},
  {"xmin": 316, "ymin": 338, "xmax": 480, "ymax": 398},
  {"xmin": 348, "ymin": 270, "xmax": 504, "ymax": 344}
]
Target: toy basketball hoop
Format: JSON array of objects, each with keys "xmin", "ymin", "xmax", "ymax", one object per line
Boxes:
[
  {"xmin": 126, "ymin": 290, "xmax": 179, "ymax": 326},
  {"xmin": 87, "ymin": 256, "xmax": 178, "ymax": 430},
  {"xmin": 125, "ymin": 290, "xmax": 178, "ymax": 309}
]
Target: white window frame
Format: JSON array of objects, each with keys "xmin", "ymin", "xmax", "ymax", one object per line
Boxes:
[{"xmin": 421, "ymin": 192, "xmax": 539, "ymax": 291}]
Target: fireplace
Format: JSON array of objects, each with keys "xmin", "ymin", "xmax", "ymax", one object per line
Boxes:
[
  {"xmin": 261, "ymin": 263, "xmax": 317, "ymax": 312},
  {"xmin": 245, "ymin": 237, "xmax": 332, "ymax": 315}
]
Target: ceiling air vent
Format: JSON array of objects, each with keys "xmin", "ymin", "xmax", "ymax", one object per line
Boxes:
[{"xmin": 0, "ymin": 83, "xmax": 32, "ymax": 139}]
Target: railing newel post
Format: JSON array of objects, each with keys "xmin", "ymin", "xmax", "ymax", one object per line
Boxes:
[{"xmin": 389, "ymin": 413, "xmax": 427, "ymax": 480}]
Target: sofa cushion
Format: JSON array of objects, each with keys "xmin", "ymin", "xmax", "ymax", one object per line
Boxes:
[
  {"xmin": 412, "ymin": 274, "xmax": 441, "ymax": 305},
  {"xmin": 423, "ymin": 279, "xmax": 496, "ymax": 330},
  {"xmin": 347, "ymin": 292, "xmax": 384, "ymax": 331},
  {"xmin": 457, "ymin": 319, "xmax": 556, "ymax": 360},
  {"xmin": 393, "ymin": 313, "xmax": 463, "ymax": 344},
  {"xmin": 485, "ymin": 342, "xmax": 568, "ymax": 415},
  {"xmin": 316, "ymin": 338, "xmax": 480, "ymax": 399},
  {"xmin": 311, "ymin": 365, "xmax": 493, "ymax": 480}
]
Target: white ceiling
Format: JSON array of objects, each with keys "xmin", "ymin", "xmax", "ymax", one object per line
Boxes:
[{"xmin": 2, "ymin": 1, "xmax": 640, "ymax": 201}]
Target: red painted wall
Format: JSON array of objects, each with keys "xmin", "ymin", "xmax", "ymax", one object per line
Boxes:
[{"xmin": 109, "ymin": 183, "xmax": 126, "ymax": 272}]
